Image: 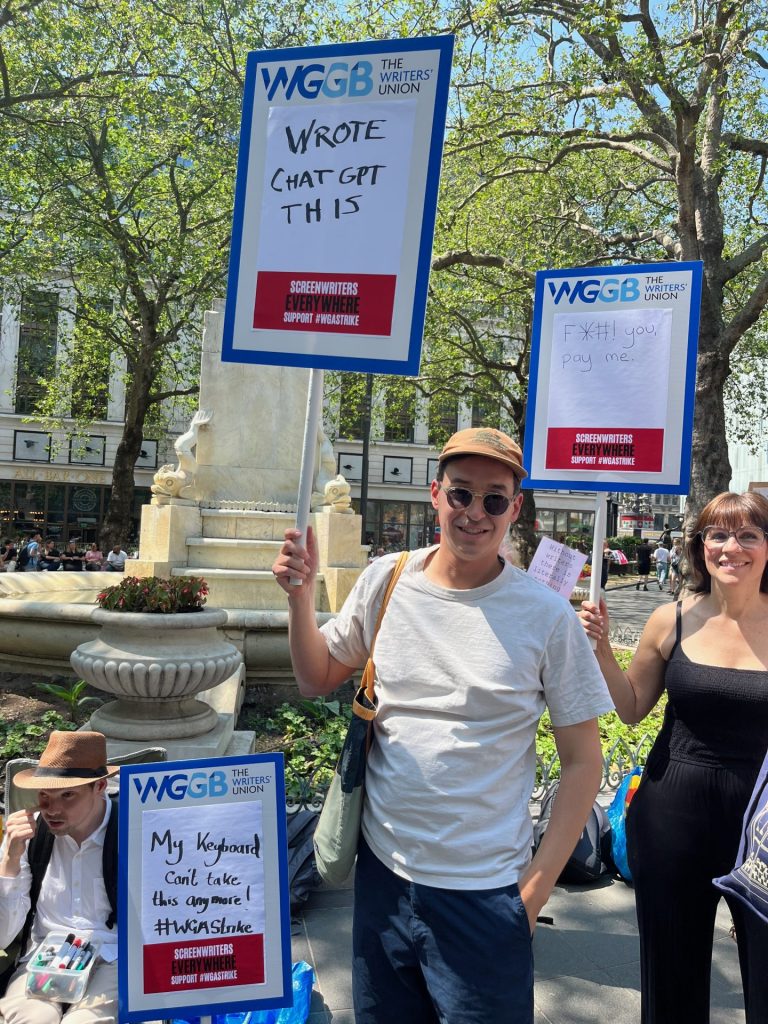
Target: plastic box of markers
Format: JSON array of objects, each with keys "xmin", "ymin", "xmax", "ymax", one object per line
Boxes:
[{"xmin": 25, "ymin": 930, "xmax": 100, "ymax": 1002}]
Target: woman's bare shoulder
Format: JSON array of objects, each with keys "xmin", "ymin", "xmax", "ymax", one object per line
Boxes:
[{"xmin": 644, "ymin": 594, "xmax": 707, "ymax": 655}]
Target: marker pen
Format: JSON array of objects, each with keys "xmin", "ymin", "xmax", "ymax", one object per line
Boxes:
[
  {"xmin": 33, "ymin": 945, "xmax": 57, "ymax": 967},
  {"xmin": 75, "ymin": 949, "xmax": 94, "ymax": 972},
  {"xmin": 60, "ymin": 938, "xmax": 82, "ymax": 969},
  {"xmin": 69, "ymin": 942, "xmax": 91, "ymax": 971},
  {"xmin": 52, "ymin": 933, "xmax": 76, "ymax": 969}
]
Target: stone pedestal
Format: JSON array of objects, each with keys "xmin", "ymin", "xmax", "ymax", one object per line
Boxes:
[
  {"xmin": 131, "ymin": 500, "xmax": 202, "ymax": 577},
  {"xmin": 101, "ymin": 669, "xmax": 256, "ymax": 761}
]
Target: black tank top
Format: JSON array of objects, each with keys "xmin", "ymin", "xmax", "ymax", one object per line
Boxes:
[{"xmin": 654, "ymin": 603, "xmax": 768, "ymax": 771}]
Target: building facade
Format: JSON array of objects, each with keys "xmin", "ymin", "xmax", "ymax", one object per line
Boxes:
[
  {"xmin": 326, "ymin": 385, "xmax": 598, "ymax": 552},
  {"xmin": 1, "ymin": 284, "xmax": 606, "ymax": 551},
  {"xmin": 0, "ymin": 284, "xmax": 165, "ymax": 545}
]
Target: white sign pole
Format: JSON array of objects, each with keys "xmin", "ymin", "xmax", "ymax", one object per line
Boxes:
[
  {"xmin": 588, "ymin": 493, "xmax": 606, "ymax": 650},
  {"xmin": 290, "ymin": 368, "xmax": 324, "ymax": 585}
]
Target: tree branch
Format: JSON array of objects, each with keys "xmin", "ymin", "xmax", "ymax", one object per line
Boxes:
[
  {"xmin": 722, "ymin": 233, "xmax": 768, "ymax": 283},
  {"xmin": 431, "ymin": 250, "xmax": 505, "ymax": 271},
  {"xmin": 724, "ymin": 270, "xmax": 768, "ymax": 349}
]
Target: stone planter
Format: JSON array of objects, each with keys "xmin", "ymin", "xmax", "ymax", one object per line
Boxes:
[{"xmin": 70, "ymin": 608, "xmax": 242, "ymax": 740}]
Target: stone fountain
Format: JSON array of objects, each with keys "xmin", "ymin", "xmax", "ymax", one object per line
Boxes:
[{"xmin": 0, "ymin": 304, "xmax": 369, "ymax": 760}]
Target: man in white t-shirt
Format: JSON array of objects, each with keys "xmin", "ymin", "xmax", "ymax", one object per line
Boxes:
[
  {"xmin": 273, "ymin": 427, "xmax": 613, "ymax": 1024},
  {"xmin": 104, "ymin": 545, "xmax": 127, "ymax": 572},
  {"xmin": 653, "ymin": 543, "xmax": 670, "ymax": 590}
]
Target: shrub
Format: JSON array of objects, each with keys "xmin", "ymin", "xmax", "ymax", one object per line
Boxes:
[
  {"xmin": 608, "ymin": 535, "xmax": 640, "ymax": 558},
  {"xmin": 96, "ymin": 575, "xmax": 209, "ymax": 613},
  {"xmin": 265, "ymin": 698, "xmax": 353, "ymax": 791},
  {"xmin": 0, "ymin": 711, "xmax": 76, "ymax": 760}
]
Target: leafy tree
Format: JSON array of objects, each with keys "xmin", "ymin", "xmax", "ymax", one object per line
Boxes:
[
  {"xmin": 330, "ymin": 1, "xmax": 767, "ymax": 555},
  {"xmin": 441, "ymin": 0, "xmax": 768, "ymax": 522},
  {"xmin": 0, "ymin": 1, "xmax": 143, "ymax": 269},
  {"xmin": 8, "ymin": 0, "xmax": 312, "ymax": 547}
]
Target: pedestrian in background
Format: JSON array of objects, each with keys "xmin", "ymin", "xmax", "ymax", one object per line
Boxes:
[
  {"xmin": 668, "ymin": 538, "xmax": 683, "ymax": 595},
  {"xmin": 653, "ymin": 541, "xmax": 670, "ymax": 590},
  {"xmin": 635, "ymin": 537, "xmax": 653, "ymax": 590},
  {"xmin": 105, "ymin": 544, "xmax": 127, "ymax": 572},
  {"xmin": 0, "ymin": 539, "xmax": 18, "ymax": 572},
  {"xmin": 84, "ymin": 543, "xmax": 104, "ymax": 571},
  {"xmin": 61, "ymin": 540, "xmax": 85, "ymax": 571}
]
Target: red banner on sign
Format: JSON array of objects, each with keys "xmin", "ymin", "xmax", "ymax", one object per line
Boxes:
[
  {"xmin": 253, "ymin": 271, "xmax": 396, "ymax": 335},
  {"xmin": 546, "ymin": 428, "xmax": 664, "ymax": 473},
  {"xmin": 143, "ymin": 935, "xmax": 264, "ymax": 994}
]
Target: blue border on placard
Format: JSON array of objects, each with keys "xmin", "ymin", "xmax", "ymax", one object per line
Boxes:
[
  {"xmin": 118, "ymin": 753, "xmax": 291, "ymax": 1023},
  {"xmin": 522, "ymin": 261, "xmax": 703, "ymax": 493},
  {"xmin": 222, "ymin": 35, "xmax": 454, "ymax": 375}
]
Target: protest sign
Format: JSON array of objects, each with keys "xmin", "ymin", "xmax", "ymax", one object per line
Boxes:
[
  {"xmin": 223, "ymin": 36, "xmax": 453, "ymax": 374},
  {"xmin": 527, "ymin": 537, "xmax": 587, "ymax": 598},
  {"xmin": 118, "ymin": 755, "xmax": 291, "ymax": 1022},
  {"xmin": 523, "ymin": 261, "xmax": 703, "ymax": 493}
]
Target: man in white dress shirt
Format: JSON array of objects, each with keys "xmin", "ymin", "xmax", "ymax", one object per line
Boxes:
[{"xmin": 0, "ymin": 732, "xmax": 119, "ymax": 1024}]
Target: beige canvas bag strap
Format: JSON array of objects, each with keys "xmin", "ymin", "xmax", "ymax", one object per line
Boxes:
[{"xmin": 355, "ymin": 551, "xmax": 410, "ymax": 721}]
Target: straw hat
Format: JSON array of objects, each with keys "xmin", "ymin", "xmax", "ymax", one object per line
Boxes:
[{"xmin": 13, "ymin": 731, "xmax": 118, "ymax": 789}]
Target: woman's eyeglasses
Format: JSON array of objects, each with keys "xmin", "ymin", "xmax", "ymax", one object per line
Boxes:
[
  {"xmin": 699, "ymin": 526, "xmax": 768, "ymax": 549},
  {"xmin": 439, "ymin": 485, "xmax": 512, "ymax": 517}
]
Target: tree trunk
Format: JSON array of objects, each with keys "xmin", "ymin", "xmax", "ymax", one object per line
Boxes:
[
  {"xmin": 685, "ymin": 327, "xmax": 732, "ymax": 532},
  {"xmin": 509, "ymin": 489, "xmax": 538, "ymax": 568},
  {"xmin": 100, "ymin": 358, "xmax": 155, "ymax": 551}
]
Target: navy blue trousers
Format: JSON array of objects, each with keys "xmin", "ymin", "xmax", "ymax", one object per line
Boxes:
[{"xmin": 352, "ymin": 837, "xmax": 533, "ymax": 1024}]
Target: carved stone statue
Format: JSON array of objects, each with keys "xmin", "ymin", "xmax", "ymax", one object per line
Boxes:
[
  {"xmin": 151, "ymin": 409, "xmax": 212, "ymax": 501},
  {"xmin": 311, "ymin": 427, "xmax": 351, "ymax": 511}
]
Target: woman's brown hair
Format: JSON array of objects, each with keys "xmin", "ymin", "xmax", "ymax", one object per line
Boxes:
[{"xmin": 687, "ymin": 491, "xmax": 768, "ymax": 594}]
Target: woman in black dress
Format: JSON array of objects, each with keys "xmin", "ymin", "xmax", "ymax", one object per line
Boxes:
[{"xmin": 580, "ymin": 491, "xmax": 768, "ymax": 1023}]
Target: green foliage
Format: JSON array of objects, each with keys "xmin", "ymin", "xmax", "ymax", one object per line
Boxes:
[
  {"xmin": 1, "ymin": 0, "xmax": 316, "ymax": 544},
  {"xmin": 607, "ymin": 536, "xmax": 640, "ymax": 558},
  {"xmin": 0, "ymin": 712, "xmax": 76, "ymax": 760},
  {"xmin": 265, "ymin": 698, "xmax": 353, "ymax": 791},
  {"xmin": 36, "ymin": 679, "xmax": 101, "ymax": 723},
  {"xmin": 536, "ymin": 646, "xmax": 665, "ymax": 780},
  {"xmin": 96, "ymin": 575, "xmax": 208, "ymax": 613}
]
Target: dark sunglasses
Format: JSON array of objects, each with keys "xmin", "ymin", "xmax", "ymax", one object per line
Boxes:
[{"xmin": 439, "ymin": 485, "xmax": 513, "ymax": 517}]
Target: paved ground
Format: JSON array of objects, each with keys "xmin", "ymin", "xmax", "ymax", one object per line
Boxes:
[
  {"xmin": 290, "ymin": 583, "xmax": 748, "ymax": 1023},
  {"xmin": 293, "ymin": 873, "xmax": 744, "ymax": 1024}
]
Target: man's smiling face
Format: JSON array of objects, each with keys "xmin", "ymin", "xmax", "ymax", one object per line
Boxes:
[{"xmin": 431, "ymin": 455, "xmax": 523, "ymax": 573}]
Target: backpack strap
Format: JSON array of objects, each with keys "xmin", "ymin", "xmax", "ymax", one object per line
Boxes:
[
  {"xmin": 17, "ymin": 822, "xmax": 55, "ymax": 961},
  {"xmin": 102, "ymin": 795, "xmax": 119, "ymax": 929}
]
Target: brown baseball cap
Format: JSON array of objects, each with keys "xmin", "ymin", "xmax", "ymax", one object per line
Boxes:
[
  {"xmin": 438, "ymin": 427, "xmax": 528, "ymax": 482},
  {"xmin": 14, "ymin": 731, "xmax": 119, "ymax": 789}
]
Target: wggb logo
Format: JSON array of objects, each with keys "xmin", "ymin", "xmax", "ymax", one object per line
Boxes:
[
  {"xmin": 132, "ymin": 770, "xmax": 228, "ymax": 804},
  {"xmin": 260, "ymin": 61, "xmax": 374, "ymax": 101},
  {"xmin": 547, "ymin": 278, "xmax": 640, "ymax": 305}
]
